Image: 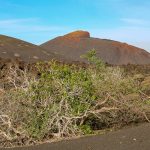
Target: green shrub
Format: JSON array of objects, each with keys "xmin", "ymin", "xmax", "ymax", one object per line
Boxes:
[{"xmin": 0, "ymin": 50, "xmax": 150, "ymax": 147}]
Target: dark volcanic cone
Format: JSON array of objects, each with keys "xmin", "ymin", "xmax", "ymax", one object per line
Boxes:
[
  {"xmin": 0, "ymin": 35, "xmax": 65, "ymax": 63},
  {"xmin": 41, "ymin": 30, "xmax": 150, "ymax": 65}
]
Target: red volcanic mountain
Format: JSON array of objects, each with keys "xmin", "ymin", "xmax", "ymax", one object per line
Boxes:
[
  {"xmin": 0, "ymin": 35, "xmax": 65, "ymax": 63},
  {"xmin": 41, "ymin": 31, "xmax": 150, "ymax": 65}
]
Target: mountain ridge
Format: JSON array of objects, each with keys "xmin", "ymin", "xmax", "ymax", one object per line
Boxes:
[
  {"xmin": 41, "ymin": 30, "xmax": 150, "ymax": 65},
  {"xmin": 0, "ymin": 34, "xmax": 66, "ymax": 63}
]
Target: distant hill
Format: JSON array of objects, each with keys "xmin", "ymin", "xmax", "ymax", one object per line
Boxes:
[
  {"xmin": 41, "ymin": 30, "xmax": 150, "ymax": 65},
  {"xmin": 0, "ymin": 35, "xmax": 65, "ymax": 63}
]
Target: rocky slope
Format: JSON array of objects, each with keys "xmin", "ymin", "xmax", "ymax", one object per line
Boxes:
[
  {"xmin": 0, "ymin": 35, "xmax": 64, "ymax": 63},
  {"xmin": 41, "ymin": 31, "xmax": 150, "ymax": 65}
]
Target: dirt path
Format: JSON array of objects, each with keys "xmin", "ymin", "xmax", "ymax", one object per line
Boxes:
[{"xmin": 2, "ymin": 123, "xmax": 150, "ymax": 150}]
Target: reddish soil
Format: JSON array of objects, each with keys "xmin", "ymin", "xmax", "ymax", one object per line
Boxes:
[
  {"xmin": 2, "ymin": 123, "xmax": 150, "ymax": 150},
  {"xmin": 41, "ymin": 31, "xmax": 150, "ymax": 65}
]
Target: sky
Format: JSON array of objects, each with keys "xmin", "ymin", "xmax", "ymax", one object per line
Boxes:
[{"xmin": 0, "ymin": 0, "xmax": 150, "ymax": 52}]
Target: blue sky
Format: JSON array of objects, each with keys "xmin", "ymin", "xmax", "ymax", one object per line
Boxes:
[{"xmin": 0, "ymin": 0, "xmax": 150, "ymax": 52}]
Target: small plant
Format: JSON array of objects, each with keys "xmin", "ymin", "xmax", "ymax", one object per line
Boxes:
[
  {"xmin": 79, "ymin": 125, "xmax": 93, "ymax": 135},
  {"xmin": 81, "ymin": 49, "xmax": 105, "ymax": 70}
]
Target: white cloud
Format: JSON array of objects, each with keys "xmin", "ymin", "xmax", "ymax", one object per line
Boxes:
[
  {"xmin": 121, "ymin": 18, "xmax": 150, "ymax": 26},
  {"xmin": 0, "ymin": 18, "xmax": 38, "ymax": 25},
  {"xmin": 0, "ymin": 18, "xmax": 67, "ymax": 33}
]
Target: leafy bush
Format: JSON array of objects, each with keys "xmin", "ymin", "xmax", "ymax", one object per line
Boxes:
[{"xmin": 0, "ymin": 50, "xmax": 150, "ymax": 147}]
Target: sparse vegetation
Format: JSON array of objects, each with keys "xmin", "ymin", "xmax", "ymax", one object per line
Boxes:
[{"xmin": 0, "ymin": 50, "xmax": 150, "ymax": 147}]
